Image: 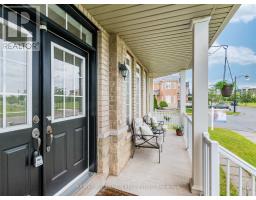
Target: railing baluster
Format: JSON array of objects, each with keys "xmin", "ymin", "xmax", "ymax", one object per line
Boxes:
[
  {"xmin": 226, "ymin": 159, "xmax": 230, "ymax": 196},
  {"xmin": 206, "ymin": 143, "xmax": 210, "ymax": 195},
  {"xmin": 252, "ymin": 175, "xmax": 255, "ymax": 196},
  {"xmin": 210, "ymin": 140, "xmax": 220, "ymax": 195},
  {"xmin": 202, "ymin": 131, "xmax": 256, "ymax": 196},
  {"xmin": 239, "ymin": 167, "xmax": 243, "ymax": 196}
]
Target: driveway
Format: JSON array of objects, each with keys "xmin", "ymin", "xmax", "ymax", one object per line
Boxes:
[{"xmin": 213, "ymin": 106, "xmax": 256, "ymax": 143}]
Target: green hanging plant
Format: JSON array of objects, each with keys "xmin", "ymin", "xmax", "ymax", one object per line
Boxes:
[{"xmin": 215, "ymin": 81, "xmax": 234, "ymax": 97}]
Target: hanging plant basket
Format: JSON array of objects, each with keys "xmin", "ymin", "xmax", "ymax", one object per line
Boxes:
[
  {"xmin": 213, "ymin": 45, "xmax": 235, "ymax": 98},
  {"xmin": 215, "ymin": 81, "xmax": 234, "ymax": 97},
  {"xmin": 221, "ymin": 84, "xmax": 233, "ymax": 97}
]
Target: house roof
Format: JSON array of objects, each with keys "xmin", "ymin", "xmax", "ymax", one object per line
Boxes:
[{"xmin": 83, "ymin": 4, "xmax": 240, "ymax": 78}]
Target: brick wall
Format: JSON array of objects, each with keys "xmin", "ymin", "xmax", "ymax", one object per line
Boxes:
[{"xmin": 75, "ymin": 4, "xmax": 150, "ymax": 176}]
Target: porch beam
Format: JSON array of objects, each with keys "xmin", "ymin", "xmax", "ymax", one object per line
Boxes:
[{"xmin": 190, "ymin": 16, "xmax": 210, "ymax": 195}]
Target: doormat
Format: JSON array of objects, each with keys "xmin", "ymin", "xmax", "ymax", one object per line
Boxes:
[{"xmin": 96, "ymin": 186, "xmax": 136, "ymax": 196}]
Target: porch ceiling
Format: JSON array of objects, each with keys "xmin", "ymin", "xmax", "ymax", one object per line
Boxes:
[{"xmin": 82, "ymin": 4, "xmax": 240, "ymax": 78}]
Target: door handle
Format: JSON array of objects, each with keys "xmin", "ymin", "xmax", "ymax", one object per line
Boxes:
[
  {"xmin": 32, "ymin": 128, "xmax": 41, "ymax": 151},
  {"xmin": 46, "ymin": 125, "xmax": 53, "ymax": 152}
]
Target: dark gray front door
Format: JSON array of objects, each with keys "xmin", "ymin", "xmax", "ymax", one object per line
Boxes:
[
  {"xmin": 0, "ymin": 8, "xmax": 41, "ymax": 196},
  {"xmin": 42, "ymin": 31, "xmax": 89, "ymax": 195}
]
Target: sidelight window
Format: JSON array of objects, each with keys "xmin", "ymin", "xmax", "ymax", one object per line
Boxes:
[
  {"xmin": 136, "ymin": 64, "xmax": 141, "ymax": 118},
  {"xmin": 51, "ymin": 43, "xmax": 85, "ymax": 122},
  {"xmin": 125, "ymin": 54, "xmax": 132, "ymax": 125},
  {"xmin": 0, "ymin": 19, "xmax": 32, "ymax": 131}
]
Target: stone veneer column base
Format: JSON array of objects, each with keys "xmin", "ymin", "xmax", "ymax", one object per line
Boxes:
[
  {"xmin": 97, "ymin": 137, "xmax": 110, "ymax": 175},
  {"xmin": 109, "ymin": 130, "xmax": 133, "ymax": 176}
]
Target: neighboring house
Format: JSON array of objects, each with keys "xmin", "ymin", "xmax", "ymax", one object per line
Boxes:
[
  {"xmin": 153, "ymin": 79, "xmax": 189, "ymax": 109},
  {"xmin": 240, "ymin": 87, "xmax": 256, "ymax": 95},
  {"xmin": 0, "ymin": 4, "xmax": 243, "ymax": 197},
  {"xmin": 154, "ymin": 79, "xmax": 179, "ymax": 109}
]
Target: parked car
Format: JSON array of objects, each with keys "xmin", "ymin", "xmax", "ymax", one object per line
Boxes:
[{"xmin": 213, "ymin": 102, "xmax": 231, "ymax": 110}]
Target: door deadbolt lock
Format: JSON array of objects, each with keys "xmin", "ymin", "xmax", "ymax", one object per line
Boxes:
[
  {"xmin": 32, "ymin": 128, "xmax": 40, "ymax": 139},
  {"xmin": 32, "ymin": 115, "xmax": 40, "ymax": 124}
]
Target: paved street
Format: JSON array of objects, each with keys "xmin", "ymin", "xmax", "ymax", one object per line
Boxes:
[{"xmin": 213, "ymin": 106, "xmax": 256, "ymax": 143}]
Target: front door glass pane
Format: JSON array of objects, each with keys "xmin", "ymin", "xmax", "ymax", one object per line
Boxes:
[
  {"xmin": 0, "ymin": 20, "xmax": 31, "ymax": 131},
  {"xmin": 6, "ymin": 95, "xmax": 27, "ymax": 127},
  {"xmin": 67, "ymin": 15, "xmax": 80, "ymax": 39},
  {"xmin": 82, "ymin": 27, "xmax": 92, "ymax": 46},
  {"xmin": 64, "ymin": 52, "xmax": 74, "ymax": 96},
  {"xmin": 54, "ymin": 47, "xmax": 64, "ymax": 95},
  {"xmin": 5, "ymin": 50, "xmax": 27, "ymax": 93},
  {"xmin": 52, "ymin": 43, "xmax": 85, "ymax": 121},
  {"xmin": 75, "ymin": 97, "xmax": 82, "ymax": 116},
  {"xmin": 48, "ymin": 4, "xmax": 66, "ymax": 28},
  {"xmin": 54, "ymin": 96, "xmax": 64, "ymax": 119},
  {"xmin": 74, "ymin": 57, "xmax": 82, "ymax": 96},
  {"xmin": 65, "ymin": 96, "xmax": 74, "ymax": 117}
]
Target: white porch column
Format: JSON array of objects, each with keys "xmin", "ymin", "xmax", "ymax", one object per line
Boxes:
[
  {"xmin": 148, "ymin": 77, "xmax": 154, "ymax": 113},
  {"xmin": 179, "ymin": 70, "xmax": 186, "ymax": 115},
  {"xmin": 191, "ymin": 17, "xmax": 210, "ymax": 194}
]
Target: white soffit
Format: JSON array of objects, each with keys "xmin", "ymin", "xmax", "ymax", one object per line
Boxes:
[{"xmin": 82, "ymin": 4, "xmax": 240, "ymax": 78}]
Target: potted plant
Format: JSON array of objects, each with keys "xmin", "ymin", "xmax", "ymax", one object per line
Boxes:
[
  {"xmin": 215, "ymin": 81, "xmax": 234, "ymax": 97},
  {"xmin": 173, "ymin": 124, "xmax": 184, "ymax": 136}
]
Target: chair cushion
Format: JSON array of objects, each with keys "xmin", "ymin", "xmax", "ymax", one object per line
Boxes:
[
  {"xmin": 143, "ymin": 114, "xmax": 151, "ymax": 124},
  {"xmin": 140, "ymin": 123, "xmax": 153, "ymax": 139},
  {"xmin": 134, "ymin": 118, "xmax": 143, "ymax": 135},
  {"xmin": 151, "ymin": 117, "xmax": 158, "ymax": 127}
]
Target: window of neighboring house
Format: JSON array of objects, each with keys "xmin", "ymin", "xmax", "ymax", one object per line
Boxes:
[
  {"xmin": 172, "ymin": 82, "xmax": 177, "ymax": 89},
  {"xmin": 165, "ymin": 82, "xmax": 171, "ymax": 89},
  {"xmin": 125, "ymin": 54, "xmax": 132, "ymax": 125},
  {"xmin": 136, "ymin": 64, "xmax": 141, "ymax": 118}
]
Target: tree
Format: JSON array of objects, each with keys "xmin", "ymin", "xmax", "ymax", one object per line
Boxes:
[
  {"xmin": 154, "ymin": 96, "xmax": 158, "ymax": 110},
  {"xmin": 159, "ymin": 100, "xmax": 168, "ymax": 108},
  {"xmin": 240, "ymin": 91, "xmax": 253, "ymax": 103},
  {"xmin": 208, "ymin": 87, "xmax": 217, "ymax": 105}
]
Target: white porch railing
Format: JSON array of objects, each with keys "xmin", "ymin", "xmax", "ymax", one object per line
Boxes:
[
  {"xmin": 203, "ymin": 132, "xmax": 256, "ymax": 196},
  {"xmin": 203, "ymin": 132, "xmax": 220, "ymax": 196},
  {"xmin": 152, "ymin": 110, "xmax": 180, "ymax": 126},
  {"xmin": 182, "ymin": 113, "xmax": 192, "ymax": 159}
]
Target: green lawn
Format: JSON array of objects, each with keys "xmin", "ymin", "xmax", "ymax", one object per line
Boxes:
[
  {"xmin": 209, "ymin": 128, "xmax": 256, "ymax": 196},
  {"xmin": 209, "ymin": 128, "xmax": 256, "ymax": 167},
  {"xmin": 239, "ymin": 102, "xmax": 256, "ymax": 108},
  {"xmin": 226, "ymin": 111, "xmax": 240, "ymax": 116},
  {"xmin": 186, "ymin": 107, "xmax": 192, "ymax": 115},
  {"xmin": 220, "ymin": 168, "xmax": 238, "ymax": 196}
]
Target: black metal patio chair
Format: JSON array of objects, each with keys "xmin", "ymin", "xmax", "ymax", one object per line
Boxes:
[
  {"xmin": 131, "ymin": 118, "xmax": 163, "ymax": 163},
  {"xmin": 143, "ymin": 113, "xmax": 167, "ymax": 142}
]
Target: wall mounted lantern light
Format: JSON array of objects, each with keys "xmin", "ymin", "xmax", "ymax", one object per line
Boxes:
[{"xmin": 119, "ymin": 62, "xmax": 128, "ymax": 80}]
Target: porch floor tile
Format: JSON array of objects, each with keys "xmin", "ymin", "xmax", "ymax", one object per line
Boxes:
[{"xmin": 105, "ymin": 130, "xmax": 193, "ymax": 196}]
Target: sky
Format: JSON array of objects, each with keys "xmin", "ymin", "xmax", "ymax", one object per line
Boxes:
[{"xmin": 186, "ymin": 4, "xmax": 256, "ymax": 89}]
